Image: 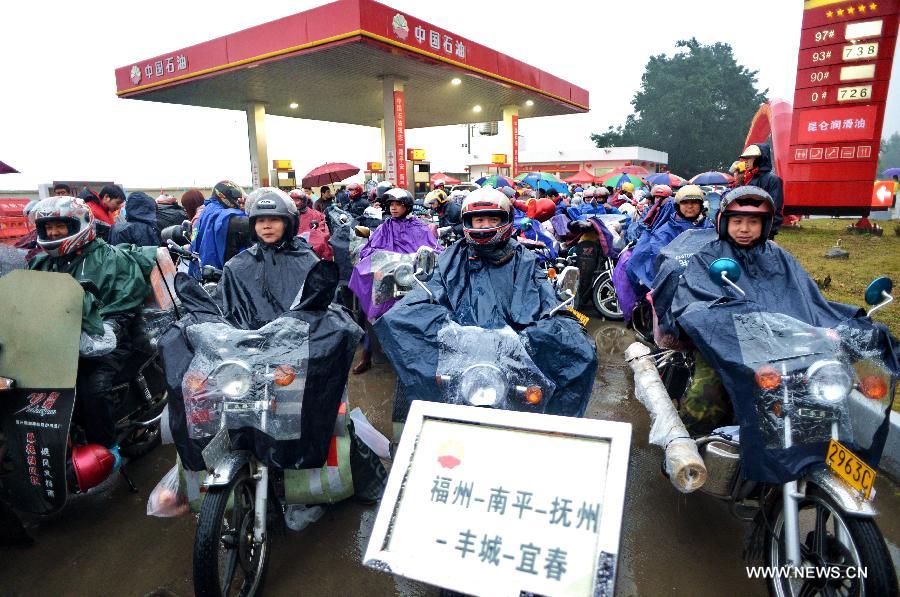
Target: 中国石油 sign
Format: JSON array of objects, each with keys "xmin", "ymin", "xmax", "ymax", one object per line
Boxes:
[{"xmin": 364, "ymin": 401, "xmax": 631, "ymax": 597}]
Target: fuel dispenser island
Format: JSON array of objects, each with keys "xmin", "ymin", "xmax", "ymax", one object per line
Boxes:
[
  {"xmin": 406, "ymin": 149, "xmax": 430, "ymax": 199},
  {"xmin": 270, "ymin": 160, "xmax": 296, "ymax": 191}
]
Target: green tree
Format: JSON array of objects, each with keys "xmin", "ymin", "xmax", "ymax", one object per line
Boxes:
[
  {"xmin": 591, "ymin": 39, "xmax": 768, "ymax": 176},
  {"xmin": 877, "ymin": 132, "xmax": 900, "ymax": 174}
]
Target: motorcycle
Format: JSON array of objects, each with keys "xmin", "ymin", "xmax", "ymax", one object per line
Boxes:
[
  {"xmin": 369, "ymin": 248, "xmax": 437, "ymax": 307},
  {"xmin": 161, "ymin": 222, "xmax": 222, "ymax": 295},
  {"xmin": 559, "ymin": 214, "xmax": 628, "ymax": 321},
  {"xmin": 0, "ymin": 251, "xmax": 174, "ymax": 537},
  {"xmin": 626, "ymin": 263, "xmax": 898, "ymax": 596},
  {"xmin": 170, "ymin": 263, "xmax": 374, "ymax": 596}
]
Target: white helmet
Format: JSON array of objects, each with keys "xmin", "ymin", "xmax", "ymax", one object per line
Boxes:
[
  {"xmin": 460, "ymin": 187, "xmax": 514, "ymax": 247},
  {"xmin": 583, "ymin": 186, "xmax": 596, "ymax": 198},
  {"xmin": 33, "ymin": 196, "xmax": 96, "ymax": 257}
]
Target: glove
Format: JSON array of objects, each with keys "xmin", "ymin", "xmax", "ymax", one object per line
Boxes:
[{"xmin": 79, "ymin": 321, "xmax": 118, "ymax": 357}]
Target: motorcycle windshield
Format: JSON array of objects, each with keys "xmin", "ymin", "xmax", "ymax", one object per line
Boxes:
[
  {"xmin": 183, "ymin": 317, "xmax": 310, "ymax": 440},
  {"xmin": 734, "ymin": 311, "xmax": 896, "ymax": 466},
  {"xmin": 435, "ymin": 322, "xmax": 556, "ymax": 412},
  {"xmin": 369, "ymin": 250, "xmax": 416, "ymax": 305}
]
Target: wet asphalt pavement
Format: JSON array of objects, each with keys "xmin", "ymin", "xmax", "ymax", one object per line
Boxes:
[{"xmin": 1, "ymin": 319, "xmax": 898, "ymax": 596}]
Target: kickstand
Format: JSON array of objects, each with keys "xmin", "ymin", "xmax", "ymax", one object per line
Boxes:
[{"xmin": 119, "ymin": 465, "xmax": 137, "ymax": 493}]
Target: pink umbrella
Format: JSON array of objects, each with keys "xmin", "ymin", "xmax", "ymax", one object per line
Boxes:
[{"xmin": 301, "ymin": 162, "xmax": 359, "ymax": 188}]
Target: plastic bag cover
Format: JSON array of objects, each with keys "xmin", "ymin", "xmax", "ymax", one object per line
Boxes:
[
  {"xmin": 369, "ymin": 250, "xmax": 416, "ymax": 306},
  {"xmin": 436, "ymin": 323, "xmax": 556, "ymax": 412}
]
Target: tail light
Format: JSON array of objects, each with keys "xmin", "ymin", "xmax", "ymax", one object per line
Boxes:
[
  {"xmin": 859, "ymin": 375, "xmax": 888, "ymax": 400},
  {"xmin": 547, "ymin": 268, "xmax": 557, "ymax": 280},
  {"xmin": 755, "ymin": 365, "xmax": 781, "ymax": 390},
  {"xmin": 273, "ymin": 365, "xmax": 296, "ymax": 387},
  {"xmin": 0, "ymin": 376, "xmax": 14, "ymax": 391}
]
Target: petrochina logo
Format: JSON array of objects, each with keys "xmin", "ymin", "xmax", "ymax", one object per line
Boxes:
[
  {"xmin": 130, "ymin": 65, "xmax": 141, "ymax": 85},
  {"xmin": 392, "ymin": 14, "xmax": 409, "ymax": 40}
]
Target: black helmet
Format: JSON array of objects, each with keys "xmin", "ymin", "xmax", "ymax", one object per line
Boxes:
[
  {"xmin": 246, "ymin": 187, "xmax": 298, "ymax": 243},
  {"xmin": 375, "ymin": 181, "xmax": 394, "ymax": 200},
  {"xmin": 213, "ymin": 180, "xmax": 245, "ymax": 209},
  {"xmin": 383, "ymin": 188, "xmax": 414, "ymax": 217},
  {"xmin": 716, "ymin": 185, "xmax": 775, "ymax": 245}
]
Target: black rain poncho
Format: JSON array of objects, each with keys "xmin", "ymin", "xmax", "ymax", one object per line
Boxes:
[
  {"xmin": 374, "ymin": 239, "xmax": 597, "ymax": 421},
  {"xmin": 214, "ymin": 237, "xmax": 319, "ymax": 330},
  {"xmin": 109, "ymin": 192, "xmax": 160, "ymax": 247},
  {"xmin": 662, "ymin": 238, "xmax": 897, "ymax": 482}
]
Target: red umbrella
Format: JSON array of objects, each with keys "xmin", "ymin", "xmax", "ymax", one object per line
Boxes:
[
  {"xmin": 563, "ymin": 169, "xmax": 598, "ymax": 184},
  {"xmin": 431, "ymin": 172, "xmax": 460, "ymax": 185},
  {"xmin": 0, "ymin": 161, "xmax": 19, "ymax": 175},
  {"xmin": 301, "ymin": 162, "xmax": 359, "ymax": 188},
  {"xmin": 605, "ymin": 165, "xmax": 650, "ymax": 177}
]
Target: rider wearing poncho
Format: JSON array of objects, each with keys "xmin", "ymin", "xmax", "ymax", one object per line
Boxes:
[
  {"xmin": 626, "ymin": 185, "xmax": 713, "ymax": 290},
  {"xmin": 215, "ymin": 188, "xmax": 319, "ymax": 330},
  {"xmin": 655, "ymin": 186, "xmax": 897, "ymax": 482},
  {"xmin": 375, "ymin": 187, "xmax": 598, "ymax": 421}
]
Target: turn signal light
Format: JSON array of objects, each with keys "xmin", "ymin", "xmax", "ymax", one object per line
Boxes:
[
  {"xmin": 525, "ymin": 386, "xmax": 543, "ymax": 405},
  {"xmin": 0, "ymin": 376, "xmax": 14, "ymax": 391},
  {"xmin": 771, "ymin": 401, "xmax": 783, "ymax": 418},
  {"xmin": 547, "ymin": 268, "xmax": 557, "ymax": 279},
  {"xmin": 184, "ymin": 371, "xmax": 206, "ymax": 395},
  {"xmin": 274, "ymin": 365, "xmax": 296, "ymax": 387},
  {"xmin": 859, "ymin": 375, "xmax": 888, "ymax": 400},
  {"xmin": 755, "ymin": 365, "xmax": 782, "ymax": 391}
]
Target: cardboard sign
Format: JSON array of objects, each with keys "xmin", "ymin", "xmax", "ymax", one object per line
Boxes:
[{"xmin": 364, "ymin": 401, "xmax": 631, "ymax": 596}]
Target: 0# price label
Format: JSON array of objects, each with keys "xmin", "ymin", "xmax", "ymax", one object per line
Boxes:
[{"xmin": 838, "ymin": 85, "xmax": 873, "ymax": 102}]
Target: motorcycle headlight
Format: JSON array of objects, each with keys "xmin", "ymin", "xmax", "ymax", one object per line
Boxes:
[
  {"xmin": 459, "ymin": 364, "xmax": 507, "ymax": 407},
  {"xmin": 210, "ymin": 361, "xmax": 252, "ymax": 399},
  {"xmin": 806, "ymin": 360, "xmax": 852, "ymax": 403}
]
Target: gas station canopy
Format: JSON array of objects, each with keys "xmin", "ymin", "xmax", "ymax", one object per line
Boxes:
[{"xmin": 114, "ymin": 0, "xmax": 589, "ymax": 128}]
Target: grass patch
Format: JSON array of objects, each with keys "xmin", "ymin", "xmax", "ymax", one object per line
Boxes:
[{"xmin": 777, "ymin": 218, "xmax": 899, "ymax": 337}]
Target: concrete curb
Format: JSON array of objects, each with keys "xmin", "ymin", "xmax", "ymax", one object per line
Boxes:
[{"xmin": 848, "ymin": 390, "xmax": 900, "ymax": 482}]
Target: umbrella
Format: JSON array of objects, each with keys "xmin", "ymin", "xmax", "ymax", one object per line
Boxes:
[
  {"xmin": 645, "ymin": 172, "xmax": 687, "ymax": 187},
  {"xmin": 431, "ymin": 172, "xmax": 460, "ymax": 185},
  {"xmin": 690, "ymin": 171, "xmax": 733, "ymax": 185},
  {"xmin": 475, "ymin": 174, "xmax": 516, "ymax": 188},
  {"xmin": 563, "ymin": 169, "xmax": 598, "ymax": 184},
  {"xmin": 301, "ymin": 162, "xmax": 360, "ymax": 188},
  {"xmin": 518, "ymin": 172, "xmax": 569, "ymax": 195},
  {"xmin": 0, "ymin": 161, "xmax": 19, "ymax": 175},
  {"xmin": 602, "ymin": 173, "xmax": 644, "ymax": 189},
  {"xmin": 881, "ymin": 167, "xmax": 900, "ymax": 178},
  {"xmin": 608, "ymin": 165, "xmax": 650, "ymax": 177}
]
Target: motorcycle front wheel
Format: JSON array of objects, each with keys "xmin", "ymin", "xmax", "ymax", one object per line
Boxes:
[
  {"xmin": 765, "ymin": 485, "xmax": 897, "ymax": 597},
  {"xmin": 591, "ymin": 271, "xmax": 623, "ymax": 321},
  {"xmin": 194, "ymin": 467, "xmax": 270, "ymax": 597}
]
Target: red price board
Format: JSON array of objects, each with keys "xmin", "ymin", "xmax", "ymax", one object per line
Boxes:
[{"xmin": 781, "ymin": 0, "xmax": 899, "ymax": 212}]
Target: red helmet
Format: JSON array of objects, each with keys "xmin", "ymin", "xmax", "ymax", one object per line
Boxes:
[
  {"xmin": 717, "ymin": 185, "xmax": 775, "ymax": 244},
  {"xmin": 461, "ymin": 188, "xmax": 514, "ymax": 246},
  {"xmin": 347, "ymin": 183, "xmax": 363, "ymax": 199},
  {"xmin": 70, "ymin": 444, "xmax": 116, "ymax": 492},
  {"xmin": 651, "ymin": 184, "xmax": 673, "ymax": 198}
]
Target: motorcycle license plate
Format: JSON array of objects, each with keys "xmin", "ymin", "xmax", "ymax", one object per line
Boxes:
[
  {"xmin": 826, "ymin": 439, "xmax": 876, "ymax": 500},
  {"xmin": 567, "ymin": 306, "xmax": 590, "ymax": 327}
]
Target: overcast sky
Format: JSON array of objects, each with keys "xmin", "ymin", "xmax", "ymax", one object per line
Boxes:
[{"xmin": 1, "ymin": 0, "xmax": 898, "ymax": 190}]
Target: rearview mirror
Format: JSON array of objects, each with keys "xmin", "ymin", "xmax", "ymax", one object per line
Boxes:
[
  {"xmin": 708, "ymin": 258, "xmax": 741, "ymax": 286},
  {"xmin": 556, "ymin": 266, "xmax": 579, "ymax": 300},
  {"xmin": 393, "ymin": 262, "xmax": 415, "ymax": 288},
  {"xmin": 414, "ymin": 246, "xmax": 437, "ymax": 280},
  {"xmin": 864, "ymin": 276, "xmax": 894, "ymax": 316}
]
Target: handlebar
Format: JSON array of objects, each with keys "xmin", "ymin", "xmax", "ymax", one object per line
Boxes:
[{"xmin": 166, "ymin": 240, "xmax": 197, "ymax": 261}]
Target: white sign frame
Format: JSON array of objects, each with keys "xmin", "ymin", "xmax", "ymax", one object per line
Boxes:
[{"xmin": 363, "ymin": 401, "xmax": 632, "ymax": 596}]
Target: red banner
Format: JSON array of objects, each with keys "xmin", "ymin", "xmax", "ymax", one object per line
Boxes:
[
  {"xmin": 394, "ymin": 90, "xmax": 407, "ymax": 189},
  {"xmin": 511, "ymin": 115, "xmax": 519, "ymax": 177}
]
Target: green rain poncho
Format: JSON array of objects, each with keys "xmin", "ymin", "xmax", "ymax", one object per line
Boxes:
[{"xmin": 29, "ymin": 239, "xmax": 154, "ymax": 335}]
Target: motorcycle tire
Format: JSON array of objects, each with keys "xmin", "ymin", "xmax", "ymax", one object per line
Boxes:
[
  {"xmin": 764, "ymin": 485, "xmax": 897, "ymax": 597},
  {"xmin": 118, "ymin": 423, "xmax": 161, "ymax": 460},
  {"xmin": 591, "ymin": 271, "xmax": 623, "ymax": 321},
  {"xmin": 194, "ymin": 466, "xmax": 270, "ymax": 597}
]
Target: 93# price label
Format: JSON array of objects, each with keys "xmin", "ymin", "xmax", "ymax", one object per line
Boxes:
[
  {"xmin": 838, "ymin": 85, "xmax": 872, "ymax": 102},
  {"xmin": 842, "ymin": 42, "xmax": 878, "ymax": 61}
]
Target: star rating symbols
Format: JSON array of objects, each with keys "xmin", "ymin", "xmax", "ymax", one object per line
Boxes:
[{"xmin": 825, "ymin": 2, "xmax": 877, "ymax": 18}]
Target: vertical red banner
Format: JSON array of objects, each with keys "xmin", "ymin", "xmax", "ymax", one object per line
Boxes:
[
  {"xmin": 393, "ymin": 90, "xmax": 407, "ymax": 189},
  {"xmin": 511, "ymin": 115, "xmax": 519, "ymax": 177}
]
